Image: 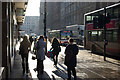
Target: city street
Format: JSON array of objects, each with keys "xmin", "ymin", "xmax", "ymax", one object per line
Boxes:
[
  {"xmin": 27, "ymin": 41, "xmax": 120, "ymax": 80},
  {"xmin": 1, "ymin": 1, "xmax": 120, "ymax": 80},
  {"xmin": 58, "ymin": 46, "xmax": 120, "ymax": 80}
]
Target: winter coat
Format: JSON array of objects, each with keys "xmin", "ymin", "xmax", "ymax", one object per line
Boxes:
[
  {"xmin": 64, "ymin": 44, "xmax": 78, "ymax": 69},
  {"xmin": 52, "ymin": 40, "xmax": 60, "ymax": 55},
  {"xmin": 19, "ymin": 39, "xmax": 31, "ymax": 57},
  {"xmin": 35, "ymin": 39, "xmax": 46, "ymax": 60}
]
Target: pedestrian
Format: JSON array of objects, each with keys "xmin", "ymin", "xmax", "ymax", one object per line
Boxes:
[
  {"xmin": 19, "ymin": 35, "xmax": 31, "ymax": 76},
  {"xmin": 29, "ymin": 35, "xmax": 33, "ymax": 44},
  {"xmin": 51, "ymin": 37, "xmax": 61, "ymax": 67},
  {"xmin": 35, "ymin": 36, "xmax": 46, "ymax": 76},
  {"xmin": 64, "ymin": 38, "xmax": 78, "ymax": 80}
]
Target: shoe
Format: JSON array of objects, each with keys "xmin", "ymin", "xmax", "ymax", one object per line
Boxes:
[
  {"xmin": 26, "ymin": 73, "xmax": 30, "ymax": 77},
  {"xmin": 53, "ymin": 64, "xmax": 57, "ymax": 68}
]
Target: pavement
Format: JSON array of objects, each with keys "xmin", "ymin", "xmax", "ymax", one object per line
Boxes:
[
  {"xmin": 10, "ymin": 40, "xmax": 32, "ymax": 80},
  {"xmin": 29, "ymin": 40, "xmax": 69, "ymax": 80},
  {"xmin": 10, "ymin": 40, "xmax": 70, "ymax": 80},
  {"xmin": 10, "ymin": 40, "xmax": 120, "ymax": 80}
]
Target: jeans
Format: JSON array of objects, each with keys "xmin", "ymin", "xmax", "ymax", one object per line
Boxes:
[
  {"xmin": 37, "ymin": 59, "xmax": 44, "ymax": 75},
  {"xmin": 53, "ymin": 54, "xmax": 58, "ymax": 65},
  {"xmin": 21, "ymin": 54, "xmax": 29, "ymax": 74},
  {"xmin": 67, "ymin": 67, "xmax": 76, "ymax": 80}
]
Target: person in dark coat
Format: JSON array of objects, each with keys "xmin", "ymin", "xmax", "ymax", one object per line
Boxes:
[
  {"xmin": 29, "ymin": 36, "xmax": 33, "ymax": 44},
  {"xmin": 51, "ymin": 37, "xmax": 61, "ymax": 67},
  {"xmin": 35, "ymin": 36, "xmax": 46, "ymax": 76},
  {"xmin": 19, "ymin": 35, "xmax": 31, "ymax": 76},
  {"xmin": 64, "ymin": 38, "xmax": 78, "ymax": 80}
]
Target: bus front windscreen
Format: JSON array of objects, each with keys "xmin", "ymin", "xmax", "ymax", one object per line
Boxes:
[{"xmin": 61, "ymin": 31, "xmax": 71, "ymax": 40}]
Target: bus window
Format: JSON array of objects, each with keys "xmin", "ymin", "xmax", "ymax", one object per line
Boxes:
[
  {"xmin": 113, "ymin": 30, "xmax": 118, "ymax": 42},
  {"xmin": 107, "ymin": 7, "xmax": 113, "ymax": 19},
  {"xmin": 106, "ymin": 30, "xmax": 112, "ymax": 42},
  {"xmin": 86, "ymin": 16, "xmax": 91, "ymax": 21},
  {"xmin": 98, "ymin": 31, "xmax": 103, "ymax": 41},
  {"xmin": 88, "ymin": 31, "xmax": 91, "ymax": 41},
  {"xmin": 113, "ymin": 6, "xmax": 119, "ymax": 18},
  {"xmin": 92, "ymin": 12, "xmax": 99, "ymax": 21},
  {"xmin": 91, "ymin": 31, "xmax": 98, "ymax": 41}
]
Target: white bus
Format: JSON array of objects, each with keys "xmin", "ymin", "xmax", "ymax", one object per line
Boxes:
[
  {"xmin": 66, "ymin": 24, "xmax": 84, "ymax": 45},
  {"xmin": 48, "ymin": 30, "xmax": 72, "ymax": 46}
]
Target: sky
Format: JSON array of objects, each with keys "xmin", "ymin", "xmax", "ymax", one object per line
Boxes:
[{"xmin": 26, "ymin": 0, "xmax": 40, "ymax": 16}]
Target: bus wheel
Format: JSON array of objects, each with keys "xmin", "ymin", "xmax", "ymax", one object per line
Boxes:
[{"xmin": 91, "ymin": 45, "xmax": 96, "ymax": 53}]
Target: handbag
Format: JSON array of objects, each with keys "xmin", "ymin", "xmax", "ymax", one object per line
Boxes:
[
  {"xmin": 32, "ymin": 54, "xmax": 36, "ymax": 60},
  {"xmin": 47, "ymin": 49, "xmax": 53, "ymax": 58}
]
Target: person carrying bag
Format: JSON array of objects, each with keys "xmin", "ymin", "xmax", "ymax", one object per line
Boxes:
[{"xmin": 51, "ymin": 37, "xmax": 61, "ymax": 67}]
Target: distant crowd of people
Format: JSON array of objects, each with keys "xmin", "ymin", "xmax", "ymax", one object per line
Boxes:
[{"xmin": 19, "ymin": 35, "xmax": 78, "ymax": 80}]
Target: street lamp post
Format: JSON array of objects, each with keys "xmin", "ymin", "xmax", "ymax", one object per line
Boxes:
[
  {"xmin": 104, "ymin": 7, "xmax": 107, "ymax": 61},
  {"xmin": 44, "ymin": 1, "xmax": 47, "ymax": 36},
  {"xmin": 44, "ymin": 0, "xmax": 47, "ymax": 54}
]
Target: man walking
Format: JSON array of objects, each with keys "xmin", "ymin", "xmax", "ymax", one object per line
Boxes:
[{"xmin": 64, "ymin": 38, "xmax": 78, "ymax": 80}]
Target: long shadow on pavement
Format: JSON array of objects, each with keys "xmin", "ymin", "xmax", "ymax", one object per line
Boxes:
[
  {"xmin": 52, "ymin": 66, "xmax": 68, "ymax": 79},
  {"xmin": 37, "ymin": 71, "xmax": 51, "ymax": 80},
  {"xmin": 52, "ymin": 64, "xmax": 82, "ymax": 80}
]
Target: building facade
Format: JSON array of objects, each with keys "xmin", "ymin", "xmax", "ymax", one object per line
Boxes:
[
  {"xmin": 0, "ymin": 1, "xmax": 28, "ymax": 79},
  {"xmin": 43, "ymin": 2, "xmax": 117, "ymax": 30},
  {"xmin": 20, "ymin": 16, "xmax": 40, "ymax": 35},
  {"xmin": 60, "ymin": 2, "xmax": 116, "ymax": 28},
  {"xmin": 40, "ymin": 2, "xmax": 61, "ymax": 31}
]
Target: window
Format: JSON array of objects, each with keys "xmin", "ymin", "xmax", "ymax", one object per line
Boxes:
[
  {"xmin": 86, "ymin": 16, "xmax": 92, "ymax": 22},
  {"xmin": 113, "ymin": 6, "xmax": 119, "ymax": 18},
  {"xmin": 106, "ymin": 30, "xmax": 112, "ymax": 42},
  {"xmin": 88, "ymin": 31, "xmax": 91, "ymax": 41},
  {"xmin": 91, "ymin": 31, "xmax": 98, "ymax": 41},
  {"xmin": 113, "ymin": 30, "xmax": 118, "ymax": 42},
  {"xmin": 98, "ymin": 31, "xmax": 103, "ymax": 41}
]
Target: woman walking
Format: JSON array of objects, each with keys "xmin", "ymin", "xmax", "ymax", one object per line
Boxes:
[
  {"xmin": 51, "ymin": 37, "xmax": 61, "ymax": 67},
  {"xmin": 35, "ymin": 36, "xmax": 46, "ymax": 76}
]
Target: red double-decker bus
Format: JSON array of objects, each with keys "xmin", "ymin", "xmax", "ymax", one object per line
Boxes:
[{"xmin": 84, "ymin": 3, "xmax": 120, "ymax": 57}]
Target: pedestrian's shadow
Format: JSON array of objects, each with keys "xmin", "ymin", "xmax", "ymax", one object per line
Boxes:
[
  {"xmin": 37, "ymin": 71, "xmax": 51, "ymax": 80},
  {"xmin": 52, "ymin": 66, "xmax": 82, "ymax": 80},
  {"xmin": 52, "ymin": 66, "xmax": 68, "ymax": 79}
]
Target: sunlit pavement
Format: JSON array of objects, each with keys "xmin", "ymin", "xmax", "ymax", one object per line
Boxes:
[
  {"xmin": 29, "ymin": 40, "xmax": 120, "ymax": 80},
  {"xmin": 28, "ymin": 40, "xmax": 69, "ymax": 80},
  {"xmin": 11, "ymin": 40, "xmax": 120, "ymax": 80},
  {"xmin": 58, "ymin": 46, "xmax": 120, "ymax": 79}
]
